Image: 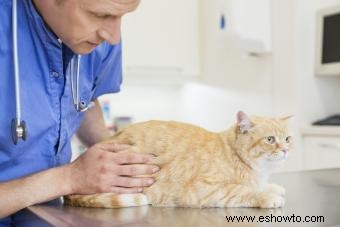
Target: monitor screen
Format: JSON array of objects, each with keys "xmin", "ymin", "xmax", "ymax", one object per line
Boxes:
[{"xmin": 322, "ymin": 13, "xmax": 340, "ymax": 64}]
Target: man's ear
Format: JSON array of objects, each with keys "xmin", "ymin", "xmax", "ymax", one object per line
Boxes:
[{"xmin": 236, "ymin": 111, "xmax": 253, "ymax": 134}]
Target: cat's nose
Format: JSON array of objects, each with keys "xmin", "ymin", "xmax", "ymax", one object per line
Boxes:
[{"xmin": 282, "ymin": 149, "xmax": 288, "ymax": 154}]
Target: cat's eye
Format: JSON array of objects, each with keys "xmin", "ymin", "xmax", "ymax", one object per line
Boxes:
[
  {"xmin": 285, "ymin": 136, "xmax": 292, "ymax": 143},
  {"xmin": 265, "ymin": 136, "xmax": 276, "ymax": 144}
]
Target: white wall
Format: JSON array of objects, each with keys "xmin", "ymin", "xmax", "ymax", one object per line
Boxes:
[
  {"xmin": 100, "ymin": 84, "xmax": 183, "ymax": 123},
  {"xmin": 101, "ymin": 82, "xmax": 273, "ymax": 132},
  {"xmin": 179, "ymin": 83, "xmax": 273, "ymax": 131}
]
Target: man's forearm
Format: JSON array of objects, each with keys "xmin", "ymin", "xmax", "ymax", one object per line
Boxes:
[
  {"xmin": 77, "ymin": 99, "xmax": 112, "ymax": 147},
  {"xmin": 0, "ymin": 165, "xmax": 72, "ymax": 218}
]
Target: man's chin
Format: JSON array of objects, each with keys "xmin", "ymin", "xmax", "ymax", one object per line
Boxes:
[{"xmin": 70, "ymin": 43, "xmax": 97, "ymax": 55}]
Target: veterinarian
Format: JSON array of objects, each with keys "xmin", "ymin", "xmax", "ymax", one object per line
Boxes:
[{"xmin": 0, "ymin": 0, "xmax": 159, "ymax": 223}]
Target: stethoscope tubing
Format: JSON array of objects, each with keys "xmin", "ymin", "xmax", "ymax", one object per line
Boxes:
[
  {"xmin": 11, "ymin": 0, "xmax": 92, "ymax": 144},
  {"xmin": 12, "ymin": 0, "xmax": 22, "ymax": 126},
  {"xmin": 70, "ymin": 55, "xmax": 90, "ymax": 112}
]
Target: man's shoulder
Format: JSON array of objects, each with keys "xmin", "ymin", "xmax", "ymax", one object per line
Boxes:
[
  {"xmin": 0, "ymin": 0, "xmax": 11, "ymax": 15},
  {"xmin": 0, "ymin": 1, "xmax": 12, "ymax": 50},
  {"xmin": 0, "ymin": 0, "xmax": 11, "ymax": 18},
  {"xmin": 0, "ymin": 0, "xmax": 11, "ymax": 7}
]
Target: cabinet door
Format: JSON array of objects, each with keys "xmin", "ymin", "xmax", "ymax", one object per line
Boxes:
[
  {"xmin": 121, "ymin": 0, "xmax": 200, "ymax": 76},
  {"xmin": 220, "ymin": 0, "xmax": 272, "ymax": 54},
  {"xmin": 303, "ymin": 136, "xmax": 340, "ymax": 170}
]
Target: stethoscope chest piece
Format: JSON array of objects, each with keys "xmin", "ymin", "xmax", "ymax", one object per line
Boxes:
[{"xmin": 11, "ymin": 118, "xmax": 27, "ymax": 145}]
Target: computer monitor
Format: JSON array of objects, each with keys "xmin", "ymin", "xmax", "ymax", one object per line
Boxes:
[{"xmin": 315, "ymin": 4, "xmax": 340, "ymax": 76}]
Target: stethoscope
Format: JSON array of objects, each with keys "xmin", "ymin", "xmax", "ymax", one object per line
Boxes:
[
  {"xmin": 69, "ymin": 54, "xmax": 93, "ymax": 113},
  {"xmin": 11, "ymin": 0, "xmax": 92, "ymax": 145}
]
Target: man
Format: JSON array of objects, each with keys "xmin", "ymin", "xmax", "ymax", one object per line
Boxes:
[{"xmin": 0, "ymin": 0, "xmax": 159, "ymax": 222}]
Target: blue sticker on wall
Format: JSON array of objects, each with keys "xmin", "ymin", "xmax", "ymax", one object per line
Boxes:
[{"xmin": 220, "ymin": 14, "xmax": 226, "ymax": 30}]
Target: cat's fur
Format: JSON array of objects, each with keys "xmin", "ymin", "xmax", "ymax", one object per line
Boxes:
[{"xmin": 64, "ymin": 111, "xmax": 292, "ymax": 209}]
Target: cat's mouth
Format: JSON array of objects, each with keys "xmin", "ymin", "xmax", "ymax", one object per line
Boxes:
[{"xmin": 267, "ymin": 152, "xmax": 287, "ymax": 162}]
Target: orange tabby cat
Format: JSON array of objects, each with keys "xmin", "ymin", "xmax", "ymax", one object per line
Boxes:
[{"xmin": 64, "ymin": 111, "xmax": 292, "ymax": 209}]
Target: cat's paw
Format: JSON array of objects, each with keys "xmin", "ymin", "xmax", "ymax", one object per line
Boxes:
[
  {"xmin": 265, "ymin": 184, "xmax": 286, "ymax": 196},
  {"xmin": 258, "ymin": 195, "xmax": 285, "ymax": 208}
]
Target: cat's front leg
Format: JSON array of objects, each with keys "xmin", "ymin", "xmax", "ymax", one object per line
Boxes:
[
  {"xmin": 232, "ymin": 191, "xmax": 285, "ymax": 208},
  {"xmin": 257, "ymin": 194, "xmax": 285, "ymax": 208},
  {"xmin": 264, "ymin": 183, "xmax": 286, "ymax": 196},
  {"xmin": 215, "ymin": 185, "xmax": 285, "ymax": 208}
]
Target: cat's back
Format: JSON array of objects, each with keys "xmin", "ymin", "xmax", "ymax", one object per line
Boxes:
[
  {"xmin": 122, "ymin": 120, "xmax": 206, "ymax": 132},
  {"xmin": 114, "ymin": 120, "xmax": 210, "ymax": 140},
  {"xmin": 106, "ymin": 120, "xmax": 216, "ymax": 155}
]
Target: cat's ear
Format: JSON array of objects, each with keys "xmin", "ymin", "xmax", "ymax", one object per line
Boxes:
[
  {"xmin": 280, "ymin": 115, "xmax": 294, "ymax": 121},
  {"xmin": 236, "ymin": 111, "xmax": 254, "ymax": 134}
]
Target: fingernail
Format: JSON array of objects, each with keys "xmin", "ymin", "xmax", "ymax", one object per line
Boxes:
[
  {"xmin": 152, "ymin": 166, "xmax": 160, "ymax": 173},
  {"xmin": 138, "ymin": 188, "xmax": 143, "ymax": 192},
  {"xmin": 147, "ymin": 179, "xmax": 155, "ymax": 185}
]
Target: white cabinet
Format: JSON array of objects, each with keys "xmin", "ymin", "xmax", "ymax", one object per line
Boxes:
[
  {"xmin": 303, "ymin": 136, "xmax": 340, "ymax": 170},
  {"xmin": 219, "ymin": 0, "xmax": 272, "ymax": 54},
  {"xmin": 121, "ymin": 0, "xmax": 200, "ymax": 78}
]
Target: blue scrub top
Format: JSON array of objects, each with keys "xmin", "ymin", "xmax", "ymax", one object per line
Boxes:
[{"xmin": 0, "ymin": 0, "xmax": 122, "ymax": 221}]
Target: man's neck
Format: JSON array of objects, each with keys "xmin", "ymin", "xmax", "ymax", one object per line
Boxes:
[{"xmin": 31, "ymin": 0, "xmax": 60, "ymax": 40}]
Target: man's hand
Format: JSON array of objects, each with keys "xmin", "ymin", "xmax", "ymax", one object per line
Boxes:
[{"xmin": 66, "ymin": 143, "xmax": 159, "ymax": 195}]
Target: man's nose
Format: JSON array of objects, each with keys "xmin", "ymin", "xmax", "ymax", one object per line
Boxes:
[{"xmin": 99, "ymin": 17, "xmax": 122, "ymax": 45}]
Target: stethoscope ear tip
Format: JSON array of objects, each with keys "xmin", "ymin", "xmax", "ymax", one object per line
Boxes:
[{"xmin": 11, "ymin": 118, "xmax": 27, "ymax": 145}]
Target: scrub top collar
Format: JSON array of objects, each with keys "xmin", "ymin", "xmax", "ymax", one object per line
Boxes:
[
  {"xmin": 25, "ymin": 0, "xmax": 76, "ymax": 76},
  {"xmin": 26, "ymin": 0, "xmax": 64, "ymax": 49}
]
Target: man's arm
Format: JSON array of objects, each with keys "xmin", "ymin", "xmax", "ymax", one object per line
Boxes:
[
  {"xmin": 0, "ymin": 100, "xmax": 159, "ymax": 218},
  {"xmin": 0, "ymin": 164, "xmax": 71, "ymax": 218},
  {"xmin": 0, "ymin": 144, "xmax": 158, "ymax": 218},
  {"xmin": 77, "ymin": 99, "xmax": 111, "ymax": 147}
]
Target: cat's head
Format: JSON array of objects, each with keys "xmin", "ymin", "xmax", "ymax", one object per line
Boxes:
[{"xmin": 232, "ymin": 111, "xmax": 293, "ymax": 171}]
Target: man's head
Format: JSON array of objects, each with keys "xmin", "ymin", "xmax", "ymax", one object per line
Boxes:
[{"xmin": 33, "ymin": 0, "xmax": 140, "ymax": 54}]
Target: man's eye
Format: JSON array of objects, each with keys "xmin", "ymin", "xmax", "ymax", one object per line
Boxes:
[
  {"xmin": 96, "ymin": 14, "xmax": 111, "ymax": 19},
  {"xmin": 265, "ymin": 136, "xmax": 276, "ymax": 144},
  {"xmin": 285, "ymin": 136, "xmax": 292, "ymax": 143}
]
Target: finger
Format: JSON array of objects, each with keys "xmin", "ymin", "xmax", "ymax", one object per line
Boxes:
[
  {"xmin": 99, "ymin": 143, "xmax": 131, "ymax": 152},
  {"xmin": 116, "ymin": 164, "xmax": 159, "ymax": 176},
  {"xmin": 115, "ymin": 176, "xmax": 155, "ymax": 188},
  {"xmin": 113, "ymin": 152, "xmax": 154, "ymax": 164},
  {"xmin": 110, "ymin": 186, "xmax": 143, "ymax": 194}
]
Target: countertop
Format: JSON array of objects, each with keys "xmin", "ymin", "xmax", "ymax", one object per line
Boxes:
[
  {"xmin": 26, "ymin": 168, "xmax": 340, "ymax": 227},
  {"xmin": 301, "ymin": 125, "xmax": 340, "ymax": 137}
]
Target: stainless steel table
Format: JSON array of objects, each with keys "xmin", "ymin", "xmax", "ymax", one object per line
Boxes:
[{"xmin": 27, "ymin": 168, "xmax": 340, "ymax": 227}]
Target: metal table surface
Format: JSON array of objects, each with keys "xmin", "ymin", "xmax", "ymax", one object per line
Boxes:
[{"xmin": 27, "ymin": 168, "xmax": 340, "ymax": 227}]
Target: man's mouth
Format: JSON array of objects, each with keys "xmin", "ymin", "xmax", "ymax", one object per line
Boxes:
[{"xmin": 87, "ymin": 41, "xmax": 100, "ymax": 47}]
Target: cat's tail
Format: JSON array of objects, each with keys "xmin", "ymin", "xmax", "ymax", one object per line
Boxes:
[{"xmin": 63, "ymin": 193, "xmax": 149, "ymax": 208}]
